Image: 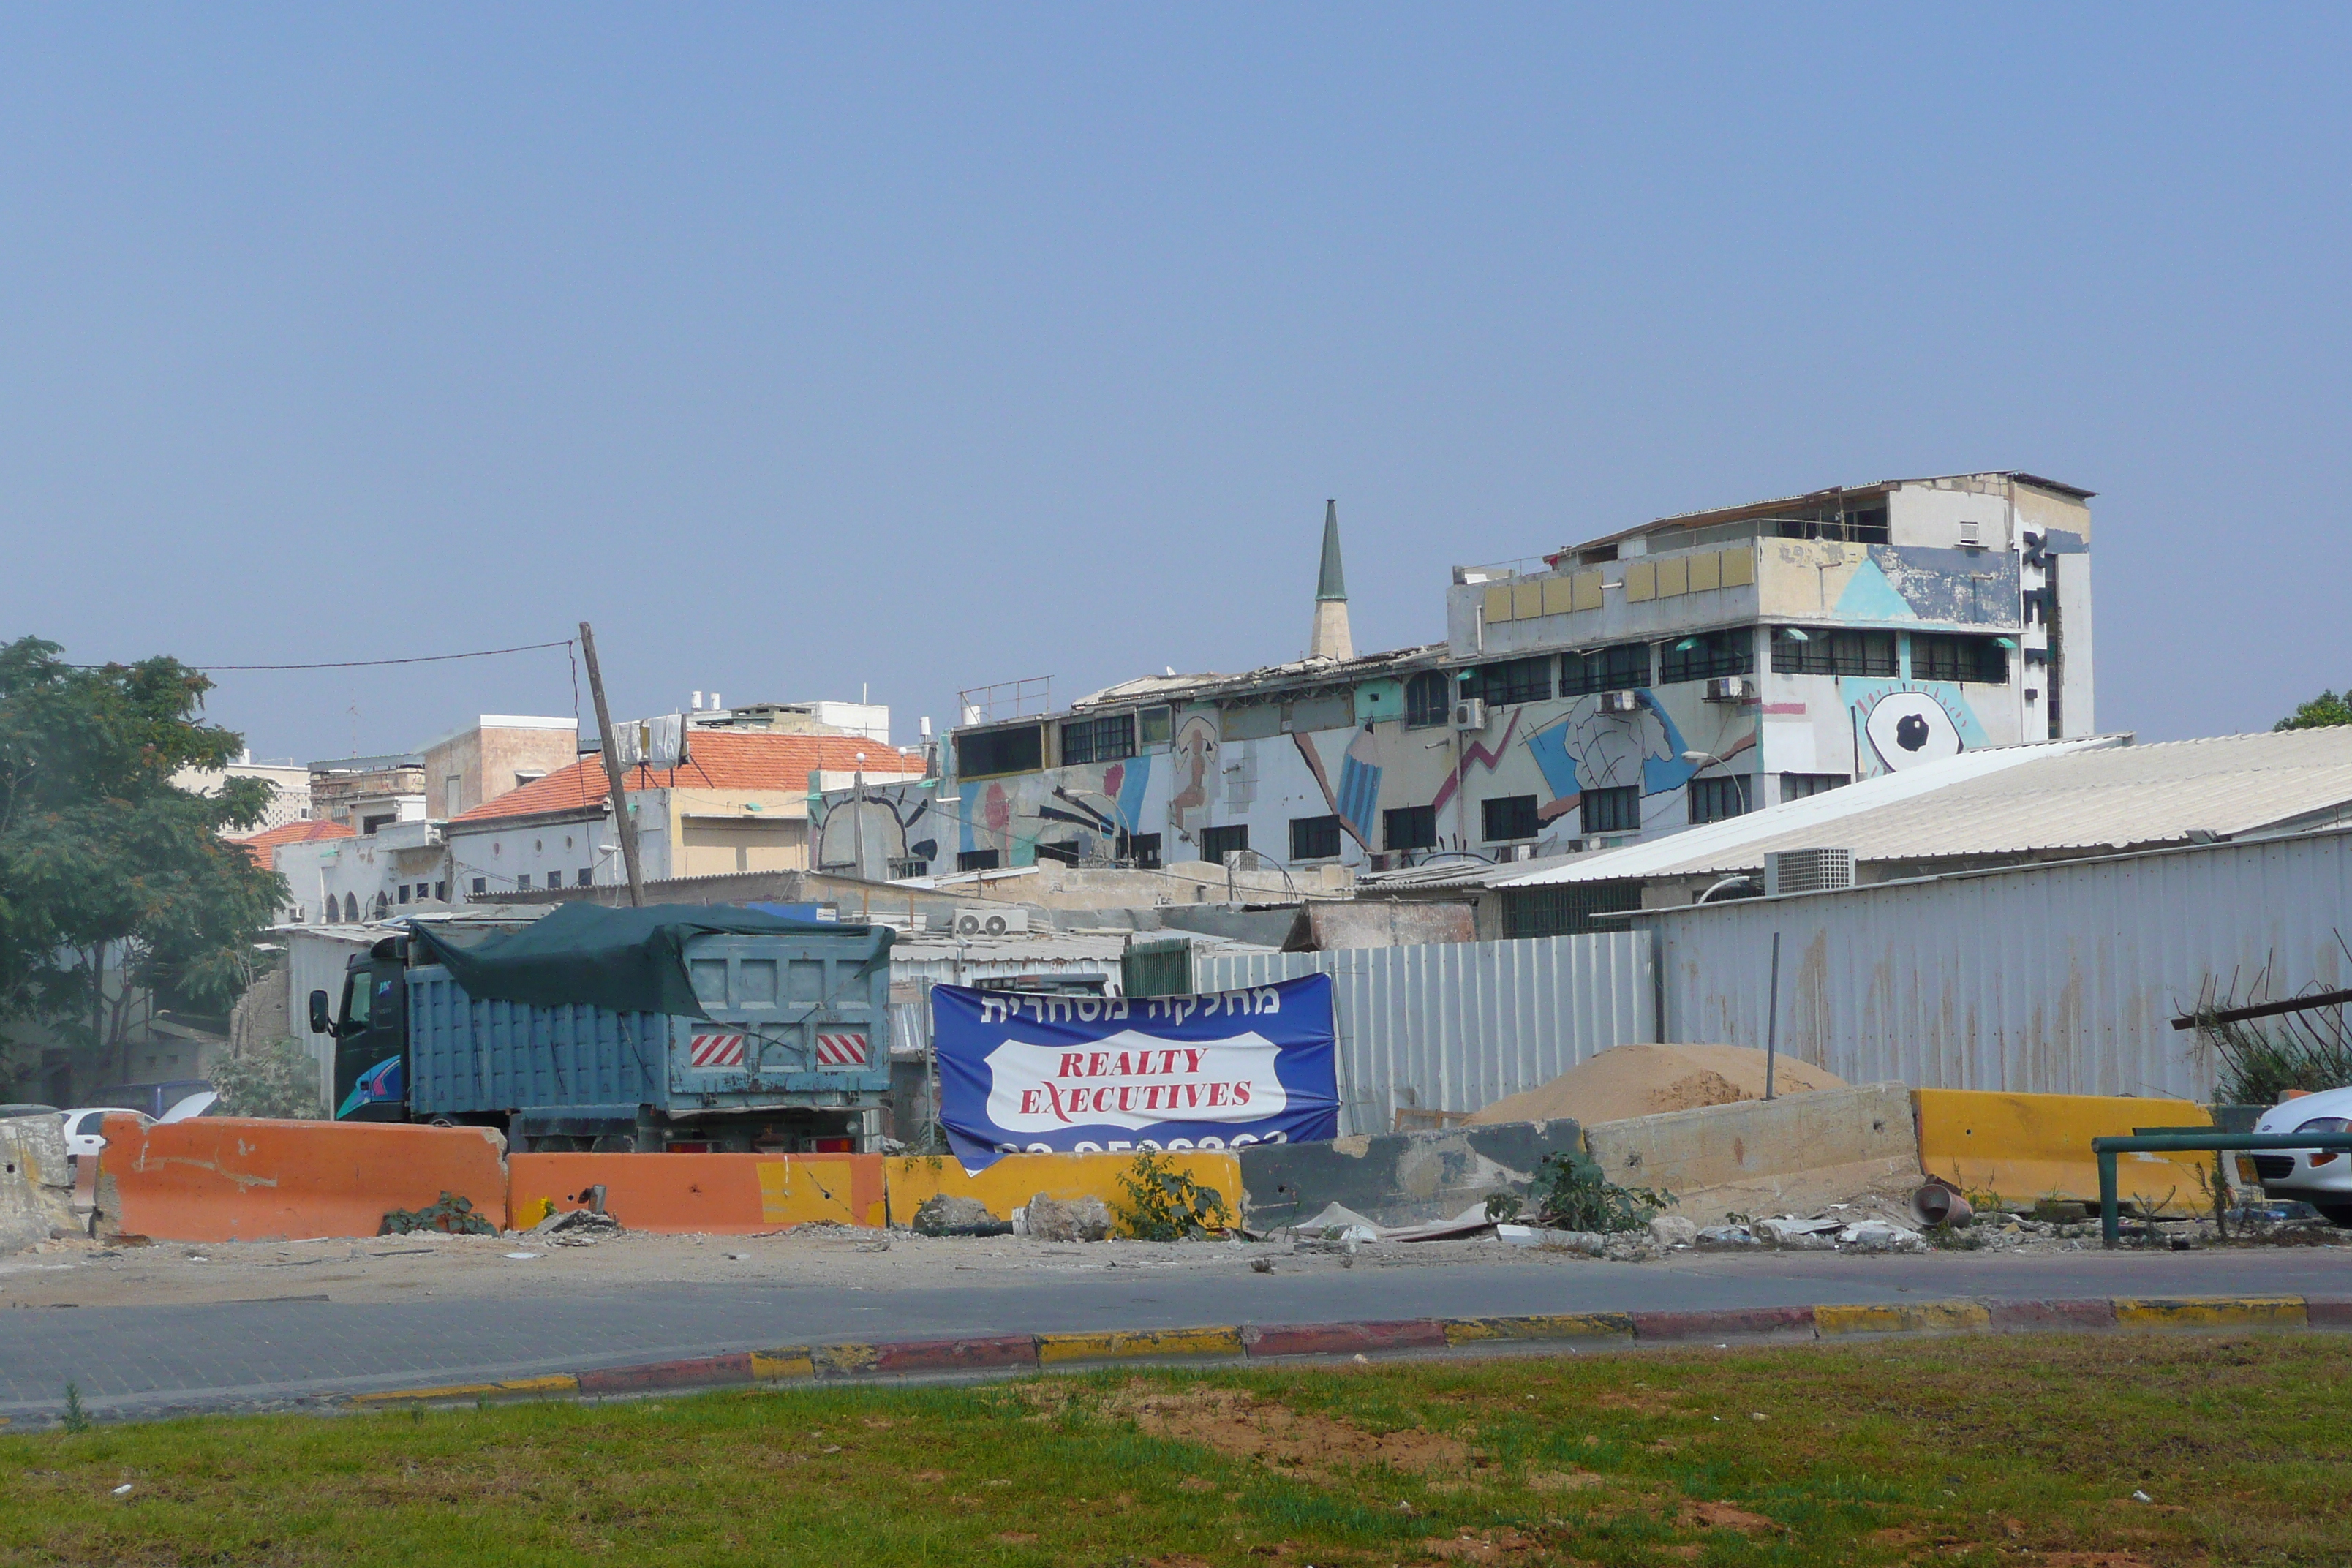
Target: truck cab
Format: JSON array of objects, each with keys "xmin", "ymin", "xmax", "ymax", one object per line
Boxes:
[{"xmin": 311, "ymin": 937, "xmax": 411, "ymax": 1121}]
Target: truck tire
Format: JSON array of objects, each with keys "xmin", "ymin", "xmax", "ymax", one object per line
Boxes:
[{"xmin": 2316, "ymin": 1202, "xmax": 2352, "ymax": 1229}]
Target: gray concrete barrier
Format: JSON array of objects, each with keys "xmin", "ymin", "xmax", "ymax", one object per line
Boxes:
[
  {"xmin": 1, "ymin": 1112, "xmax": 78, "ymax": 1255},
  {"xmin": 1580, "ymin": 1082, "xmax": 1921, "ymax": 1219},
  {"xmin": 1240, "ymin": 1120, "xmax": 1581, "ymax": 1229}
]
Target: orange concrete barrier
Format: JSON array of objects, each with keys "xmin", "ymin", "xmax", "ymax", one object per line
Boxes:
[
  {"xmin": 99, "ymin": 1115, "xmax": 508, "ymax": 1243},
  {"xmin": 508, "ymin": 1153, "xmax": 887, "ymax": 1233},
  {"xmin": 883, "ymin": 1150, "xmax": 1244, "ymax": 1227}
]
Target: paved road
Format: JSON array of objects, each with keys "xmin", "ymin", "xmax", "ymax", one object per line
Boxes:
[{"xmin": 4, "ymin": 1248, "xmax": 2346, "ymax": 1422}]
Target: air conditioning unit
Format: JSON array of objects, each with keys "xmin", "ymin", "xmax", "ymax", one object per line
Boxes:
[
  {"xmin": 1367, "ymin": 851, "xmax": 1399, "ymax": 872},
  {"xmin": 1703, "ymin": 676, "xmax": 1754, "ymax": 704},
  {"xmin": 1596, "ymin": 690, "xmax": 1640, "ymax": 715},
  {"xmin": 952, "ymin": 905, "xmax": 1030, "ymax": 938},
  {"xmin": 1764, "ymin": 848, "xmax": 1855, "ymax": 897},
  {"xmin": 1504, "ymin": 842, "xmax": 1538, "ymax": 862},
  {"xmin": 1958, "ymin": 520, "xmax": 1983, "ymax": 548},
  {"xmin": 1452, "ymin": 698, "xmax": 1488, "ymax": 731}
]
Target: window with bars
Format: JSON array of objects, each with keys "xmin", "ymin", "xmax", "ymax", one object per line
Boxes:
[
  {"xmin": 1404, "ymin": 671, "xmax": 1451, "ymax": 728},
  {"xmin": 1462, "ymin": 655, "xmax": 1553, "ymax": 707},
  {"xmin": 1560, "ymin": 643, "xmax": 1649, "ymax": 697},
  {"xmin": 1770, "ymin": 628, "xmax": 1896, "ymax": 677},
  {"xmin": 1780, "ymin": 772, "xmax": 1850, "ymax": 801},
  {"xmin": 1059, "ymin": 712, "xmax": 1136, "ymax": 766},
  {"xmin": 1912, "ymin": 634, "xmax": 2008, "ymax": 685},
  {"xmin": 1383, "ymin": 805, "xmax": 1438, "ymax": 851},
  {"xmin": 1199, "ymin": 823, "xmax": 1251, "ymax": 862},
  {"xmin": 1118, "ymin": 832, "xmax": 1162, "ymax": 869},
  {"xmin": 957, "ymin": 848, "xmax": 1001, "ymax": 872},
  {"xmin": 1686, "ymin": 775, "xmax": 1749, "ymax": 824},
  {"xmin": 1482, "ymin": 794, "xmax": 1539, "ymax": 842},
  {"xmin": 1580, "ymin": 785, "xmax": 1640, "ymax": 835},
  {"xmin": 1657, "ymin": 630, "xmax": 1754, "ymax": 684},
  {"xmin": 1289, "ymin": 815, "xmax": 1342, "ymax": 860}
]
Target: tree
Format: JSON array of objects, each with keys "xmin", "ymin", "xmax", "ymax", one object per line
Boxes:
[
  {"xmin": 2275, "ymin": 690, "xmax": 2352, "ymax": 731},
  {"xmin": 0, "ymin": 636, "xmax": 286, "ymax": 1096}
]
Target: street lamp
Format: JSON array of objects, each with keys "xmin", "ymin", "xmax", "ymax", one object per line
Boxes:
[{"xmin": 1681, "ymin": 749, "xmax": 1752, "ymax": 816}]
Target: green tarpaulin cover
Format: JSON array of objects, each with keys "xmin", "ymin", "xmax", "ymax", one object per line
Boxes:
[{"xmin": 406, "ymin": 902, "xmax": 893, "ymax": 1019}]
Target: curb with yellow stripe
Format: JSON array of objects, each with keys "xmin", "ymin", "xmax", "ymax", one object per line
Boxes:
[{"xmin": 342, "ymin": 1294, "xmax": 2351, "ymax": 1410}]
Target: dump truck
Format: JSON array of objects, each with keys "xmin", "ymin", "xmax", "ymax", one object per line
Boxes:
[{"xmin": 306, "ymin": 903, "xmax": 893, "ymax": 1152}]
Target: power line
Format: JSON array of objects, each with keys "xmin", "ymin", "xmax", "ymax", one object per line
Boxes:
[{"xmin": 66, "ymin": 638, "xmax": 576, "ymax": 673}]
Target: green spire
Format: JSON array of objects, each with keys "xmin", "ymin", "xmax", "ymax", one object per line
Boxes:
[{"xmin": 1316, "ymin": 499, "xmax": 1347, "ymax": 602}]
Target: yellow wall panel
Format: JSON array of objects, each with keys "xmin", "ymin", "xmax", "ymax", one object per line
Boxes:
[
  {"xmin": 1912, "ymin": 1090, "xmax": 2213, "ymax": 1213},
  {"xmin": 1540, "ymin": 576, "xmax": 1575, "ymax": 617},
  {"xmin": 1622, "ymin": 560, "xmax": 1656, "ymax": 602},
  {"xmin": 1572, "ymin": 570, "xmax": 1605, "ymax": 612},
  {"xmin": 1512, "ymin": 580, "xmax": 1543, "ymax": 620},
  {"xmin": 1686, "ymin": 551, "xmax": 1721, "ymax": 592},
  {"xmin": 1655, "ymin": 555, "xmax": 1689, "ymax": 597},
  {"xmin": 1483, "ymin": 584, "xmax": 1515, "ymax": 623},
  {"xmin": 1719, "ymin": 547, "xmax": 1754, "ymax": 587}
]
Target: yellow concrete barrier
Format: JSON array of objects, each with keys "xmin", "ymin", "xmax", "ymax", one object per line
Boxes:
[
  {"xmin": 1814, "ymin": 1301, "xmax": 1992, "ymax": 1337},
  {"xmin": 753, "ymin": 1349, "xmax": 818, "ymax": 1380},
  {"xmin": 883, "ymin": 1150, "xmax": 1243, "ymax": 1228},
  {"xmin": 2112, "ymin": 1297, "xmax": 2308, "ymax": 1330},
  {"xmin": 1036, "ymin": 1326, "xmax": 1244, "ymax": 1365},
  {"xmin": 1441, "ymin": 1313, "xmax": 1636, "ymax": 1346},
  {"xmin": 1912, "ymin": 1090, "xmax": 2215, "ymax": 1212},
  {"xmin": 348, "ymin": 1374, "xmax": 579, "ymax": 1406}
]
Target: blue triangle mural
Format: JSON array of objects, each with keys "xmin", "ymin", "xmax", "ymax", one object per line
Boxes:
[{"xmin": 1833, "ymin": 557, "xmax": 1918, "ymax": 622}]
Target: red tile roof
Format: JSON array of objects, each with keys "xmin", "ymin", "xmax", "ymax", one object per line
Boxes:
[
  {"xmin": 227, "ymin": 817, "xmax": 355, "ymax": 870},
  {"xmin": 451, "ymin": 729, "xmax": 926, "ymax": 825}
]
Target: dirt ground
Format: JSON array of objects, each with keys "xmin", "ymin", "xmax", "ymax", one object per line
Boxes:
[{"xmin": 3, "ymin": 1195, "xmax": 2341, "ymax": 1311}]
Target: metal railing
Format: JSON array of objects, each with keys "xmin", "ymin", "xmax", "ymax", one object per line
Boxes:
[{"xmin": 2092, "ymin": 1131, "xmax": 2352, "ymax": 1247}]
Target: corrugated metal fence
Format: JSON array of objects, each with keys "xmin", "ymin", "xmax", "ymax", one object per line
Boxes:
[
  {"xmin": 1637, "ymin": 828, "xmax": 2352, "ymax": 1102},
  {"xmin": 1194, "ymin": 931, "xmax": 1652, "ymax": 1136}
]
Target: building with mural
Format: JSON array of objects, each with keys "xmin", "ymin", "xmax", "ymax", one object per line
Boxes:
[{"xmin": 826, "ymin": 473, "xmax": 2095, "ymax": 881}]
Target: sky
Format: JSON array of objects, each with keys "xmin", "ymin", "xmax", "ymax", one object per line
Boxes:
[{"xmin": 2, "ymin": 7, "xmax": 2347, "ymax": 762}]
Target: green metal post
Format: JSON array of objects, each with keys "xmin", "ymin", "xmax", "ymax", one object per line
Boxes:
[{"xmin": 2098, "ymin": 1150, "xmax": 2120, "ymax": 1247}]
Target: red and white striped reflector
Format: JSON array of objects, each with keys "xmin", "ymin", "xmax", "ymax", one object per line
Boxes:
[
  {"xmin": 687, "ymin": 1032, "xmax": 746, "ymax": 1068},
  {"xmin": 813, "ymin": 1032, "xmax": 869, "ymax": 1068}
]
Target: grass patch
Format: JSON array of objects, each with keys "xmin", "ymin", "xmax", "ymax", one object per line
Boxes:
[{"xmin": 1, "ymin": 1333, "xmax": 2346, "ymax": 1564}]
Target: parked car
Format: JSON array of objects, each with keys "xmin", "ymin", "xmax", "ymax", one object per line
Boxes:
[
  {"xmin": 57, "ymin": 1107, "xmax": 146, "ymax": 1169},
  {"xmin": 2247, "ymin": 1085, "xmax": 2352, "ymax": 1225},
  {"xmin": 56, "ymin": 1092, "xmax": 217, "ymax": 1172}
]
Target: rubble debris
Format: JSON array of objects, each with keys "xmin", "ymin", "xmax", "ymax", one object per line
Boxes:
[
  {"xmin": 1025, "ymin": 1194, "xmax": 1113, "ymax": 1243},
  {"xmin": 911, "ymin": 1194, "xmax": 1012, "ymax": 1237},
  {"xmin": 528, "ymin": 1207, "xmax": 623, "ymax": 1246},
  {"xmin": 1836, "ymin": 1219, "xmax": 1929, "ymax": 1254},
  {"xmin": 1495, "ymin": 1224, "xmax": 1606, "ymax": 1256},
  {"xmin": 1754, "ymin": 1216, "xmax": 1841, "ymax": 1250},
  {"xmin": 1648, "ymin": 1215, "xmax": 1699, "ymax": 1248},
  {"xmin": 380, "ymin": 1192, "xmax": 497, "ymax": 1237},
  {"xmin": 1695, "ymin": 1224, "xmax": 1758, "ymax": 1248}
]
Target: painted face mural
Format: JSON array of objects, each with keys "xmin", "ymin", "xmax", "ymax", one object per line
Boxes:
[
  {"xmin": 1167, "ymin": 714, "xmax": 1218, "ymax": 840},
  {"xmin": 1843, "ymin": 679, "xmax": 1988, "ymax": 776},
  {"xmin": 1524, "ymin": 692, "xmax": 1700, "ymax": 816}
]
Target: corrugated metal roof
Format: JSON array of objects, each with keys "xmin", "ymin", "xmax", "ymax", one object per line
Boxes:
[{"xmin": 1501, "ymin": 728, "xmax": 2352, "ymax": 886}]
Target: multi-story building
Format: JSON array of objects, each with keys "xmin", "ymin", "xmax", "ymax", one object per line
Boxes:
[
  {"xmin": 421, "ymin": 715, "xmax": 581, "ymax": 818},
  {"xmin": 883, "ymin": 475, "xmax": 2094, "ymax": 878}
]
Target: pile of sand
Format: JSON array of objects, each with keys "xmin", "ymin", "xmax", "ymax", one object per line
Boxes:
[{"xmin": 1466, "ymin": 1043, "xmax": 1848, "ymax": 1128}]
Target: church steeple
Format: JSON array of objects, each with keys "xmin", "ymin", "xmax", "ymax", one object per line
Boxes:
[{"xmin": 1308, "ymin": 499, "xmax": 1354, "ymax": 661}]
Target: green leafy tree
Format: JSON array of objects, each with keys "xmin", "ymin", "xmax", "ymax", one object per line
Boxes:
[
  {"xmin": 211, "ymin": 1035, "xmax": 324, "ymax": 1120},
  {"xmin": 2275, "ymin": 690, "xmax": 2352, "ymax": 731},
  {"xmin": 0, "ymin": 636, "xmax": 285, "ymax": 1096}
]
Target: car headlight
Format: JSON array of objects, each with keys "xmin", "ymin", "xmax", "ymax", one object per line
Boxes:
[{"xmin": 2293, "ymin": 1115, "xmax": 2351, "ymax": 1166}]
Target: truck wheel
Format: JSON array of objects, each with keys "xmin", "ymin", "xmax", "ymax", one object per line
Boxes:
[{"xmin": 2316, "ymin": 1202, "xmax": 2352, "ymax": 1229}]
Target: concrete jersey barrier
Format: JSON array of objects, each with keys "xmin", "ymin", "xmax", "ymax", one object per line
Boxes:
[
  {"xmin": 98, "ymin": 1115, "xmax": 508, "ymax": 1243},
  {"xmin": 1, "ymin": 1112, "xmax": 78, "ymax": 1254},
  {"xmin": 510, "ymin": 1152, "xmax": 887, "ymax": 1232},
  {"xmin": 1580, "ymin": 1084, "xmax": 1921, "ymax": 1215},
  {"xmin": 1237, "ymin": 1121, "xmax": 1583, "ymax": 1229},
  {"xmin": 883, "ymin": 1150, "xmax": 1243, "ymax": 1228},
  {"xmin": 1913, "ymin": 1090, "xmax": 2215, "ymax": 1212}
]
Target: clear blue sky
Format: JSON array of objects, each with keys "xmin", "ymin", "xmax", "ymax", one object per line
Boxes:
[{"xmin": 4, "ymin": 8, "xmax": 2345, "ymax": 761}]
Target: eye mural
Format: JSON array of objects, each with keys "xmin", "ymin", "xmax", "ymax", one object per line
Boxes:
[{"xmin": 1843, "ymin": 678, "xmax": 1988, "ymax": 776}]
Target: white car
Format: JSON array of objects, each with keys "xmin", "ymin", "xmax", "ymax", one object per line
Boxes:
[
  {"xmin": 55, "ymin": 1092, "xmax": 216, "ymax": 1172},
  {"xmin": 57, "ymin": 1107, "xmax": 148, "ymax": 1169},
  {"xmin": 2248, "ymin": 1084, "xmax": 2352, "ymax": 1226}
]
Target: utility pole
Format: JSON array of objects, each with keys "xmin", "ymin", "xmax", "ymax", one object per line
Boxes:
[{"xmin": 578, "ymin": 621, "xmax": 645, "ymax": 908}]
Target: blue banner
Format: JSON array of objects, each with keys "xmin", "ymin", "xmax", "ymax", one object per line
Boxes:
[{"xmin": 930, "ymin": 976, "xmax": 1340, "ymax": 1172}]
